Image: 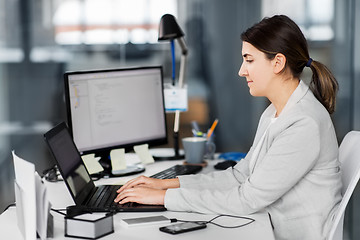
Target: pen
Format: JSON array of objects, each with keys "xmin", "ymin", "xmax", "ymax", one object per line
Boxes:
[
  {"xmin": 207, "ymin": 119, "xmax": 219, "ymax": 139},
  {"xmin": 191, "ymin": 121, "xmax": 204, "ymax": 137},
  {"xmin": 191, "ymin": 121, "xmax": 201, "ymax": 132},
  {"xmin": 192, "ymin": 129, "xmax": 203, "ymax": 137}
]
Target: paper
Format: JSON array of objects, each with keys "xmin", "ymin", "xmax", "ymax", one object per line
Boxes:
[
  {"xmin": 12, "ymin": 151, "xmax": 51, "ymax": 240},
  {"xmin": 14, "ymin": 181, "xmax": 26, "ymax": 239},
  {"xmin": 110, "ymin": 148, "xmax": 127, "ymax": 171},
  {"xmin": 134, "ymin": 144, "xmax": 154, "ymax": 164},
  {"xmin": 35, "ymin": 172, "xmax": 49, "ymax": 240},
  {"xmin": 12, "ymin": 151, "xmax": 37, "ymax": 240},
  {"xmin": 81, "ymin": 154, "xmax": 104, "ymax": 174},
  {"xmin": 164, "ymin": 84, "xmax": 188, "ymax": 112},
  {"xmin": 73, "ymin": 213, "xmax": 108, "ymax": 221}
]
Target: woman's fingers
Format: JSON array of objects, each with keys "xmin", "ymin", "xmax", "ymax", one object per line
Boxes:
[
  {"xmin": 114, "ymin": 188, "xmax": 131, "ymax": 203},
  {"xmin": 117, "ymin": 175, "xmax": 147, "ymax": 193},
  {"xmin": 114, "ymin": 187, "xmax": 166, "ymax": 205},
  {"xmin": 114, "ymin": 188, "xmax": 135, "ymax": 202}
]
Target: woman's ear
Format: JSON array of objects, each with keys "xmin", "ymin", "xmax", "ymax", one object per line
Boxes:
[{"xmin": 273, "ymin": 53, "xmax": 286, "ymax": 74}]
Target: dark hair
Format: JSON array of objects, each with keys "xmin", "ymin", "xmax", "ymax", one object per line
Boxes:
[{"xmin": 241, "ymin": 15, "xmax": 338, "ymax": 114}]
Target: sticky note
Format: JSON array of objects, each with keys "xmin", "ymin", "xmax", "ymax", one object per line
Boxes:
[
  {"xmin": 114, "ymin": 179, "xmax": 127, "ymax": 185},
  {"xmin": 110, "ymin": 148, "xmax": 127, "ymax": 171},
  {"xmin": 81, "ymin": 154, "xmax": 104, "ymax": 174},
  {"xmin": 133, "ymin": 144, "xmax": 154, "ymax": 164}
]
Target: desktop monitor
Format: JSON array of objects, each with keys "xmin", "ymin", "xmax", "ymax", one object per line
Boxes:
[{"xmin": 63, "ymin": 66, "xmax": 168, "ymax": 173}]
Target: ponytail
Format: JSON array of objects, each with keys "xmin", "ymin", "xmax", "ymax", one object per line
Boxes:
[{"xmin": 307, "ymin": 60, "xmax": 338, "ymax": 114}]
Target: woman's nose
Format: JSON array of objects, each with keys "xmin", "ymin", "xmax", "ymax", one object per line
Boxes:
[{"xmin": 238, "ymin": 63, "xmax": 247, "ymax": 77}]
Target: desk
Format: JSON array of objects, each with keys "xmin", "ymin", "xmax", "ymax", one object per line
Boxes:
[{"xmin": 0, "ymin": 158, "xmax": 275, "ymax": 240}]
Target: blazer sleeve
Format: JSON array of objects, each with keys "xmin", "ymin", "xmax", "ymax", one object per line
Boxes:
[
  {"xmin": 164, "ymin": 116, "xmax": 321, "ymax": 215},
  {"xmin": 178, "ymin": 149, "xmax": 252, "ymax": 190}
]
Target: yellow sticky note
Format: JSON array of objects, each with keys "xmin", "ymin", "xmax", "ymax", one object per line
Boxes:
[
  {"xmin": 110, "ymin": 148, "xmax": 127, "ymax": 171},
  {"xmin": 134, "ymin": 144, "xmax": 154, "ymax": 164},
  {"xmin": 113, "ymin": 179, "xmax": 127, "ymax": 185},
  {"xmin": 81, "ymin": 154, "xmax": 104, "ymax": 174}
]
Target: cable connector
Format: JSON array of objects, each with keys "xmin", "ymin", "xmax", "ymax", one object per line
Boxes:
[{"xmin": 170, "ymin": 218, "xmax": 178, "ymax": 223}]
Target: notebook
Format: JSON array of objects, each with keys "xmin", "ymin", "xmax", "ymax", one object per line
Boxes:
[{"xmin": 44, "ymin": 122, "xmax": 166, "ymax": 212}]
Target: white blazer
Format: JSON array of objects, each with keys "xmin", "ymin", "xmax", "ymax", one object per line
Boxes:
[{"xmin": 165, "ymin": 81, "xmax": 342, "ymax": 240}]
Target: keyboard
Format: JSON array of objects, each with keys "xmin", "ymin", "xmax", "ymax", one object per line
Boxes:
[
  {"xmin": 150, "ymin": 164, "xmax": 203, "ymax": 179},
  {"xmin": 86, "ymin": 184, "xmax": 120, "ymax": 208}
]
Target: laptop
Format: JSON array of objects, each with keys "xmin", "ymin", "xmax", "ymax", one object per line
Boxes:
[{"xmin": 44, "ymin": 122, "xmax": 166, "ymax": 212}]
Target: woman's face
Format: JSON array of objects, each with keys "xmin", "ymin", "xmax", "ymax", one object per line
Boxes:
[{"xmin": 238, "ymin": 41, "xmax": 275, "ymax": 97}]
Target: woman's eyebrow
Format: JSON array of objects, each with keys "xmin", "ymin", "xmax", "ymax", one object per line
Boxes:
[{"xmin": 242, "ymin": 53, "xmax": 252, "ymax": 58}]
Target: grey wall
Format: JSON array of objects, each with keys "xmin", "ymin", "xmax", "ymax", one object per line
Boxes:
[
  {"xmin": 353, "ymin": 0, "xmax": 360, "ymax": 130},
  {"xmin": 184, "ymin": 0, "xmax": 265, "ymax": 153},
  {"xmin": 338, "ymin": 0, "xmax": 360, "ymax": 239}
]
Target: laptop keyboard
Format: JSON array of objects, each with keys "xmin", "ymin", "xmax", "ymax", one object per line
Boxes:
[
  {"xmin": 86, "ymin": 165, "xmax": 202, "ymax": 210},
  {"xmin": 87, "ymin": 185, "xmax": 116, "ymax": 208},
  {"xmin": 86, "ymin": 185, "xmax": 137, "ymax": 209},
  {"xmin": 150, "ymin": 164, "xmax": 203, "ymax": 179}
]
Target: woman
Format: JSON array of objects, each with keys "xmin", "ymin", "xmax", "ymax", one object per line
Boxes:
[{"xmin": 115, "ymin": 15, "xmax": 342, "ymax": 240}]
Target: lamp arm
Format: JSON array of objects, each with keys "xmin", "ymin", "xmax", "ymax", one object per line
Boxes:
[
  {"xmin": 177, "ymin": 37, "xmax": 188, "ymax": 55},
  {"xmin": 178, "ymin": 54, "xmax": 187, "ymax": 89},
  {"xmin": 177, "ymin": 37, "xmax": 188, "ymax": 89},
  {"xmin": 174, "ymin": 36, "xmax": 188, "ymax": 133},
  {"xmin": 174, "ymin": 55, "xmax": 185, "ymax": 132},
  {"xmin": 172, "ymin": 36, "xmax": 188, "ymax": 158}
]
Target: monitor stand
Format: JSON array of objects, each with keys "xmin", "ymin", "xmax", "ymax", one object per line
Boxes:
[{"xmin": 90, "ymin": 152, "xmax": 145, "ymax": 179}]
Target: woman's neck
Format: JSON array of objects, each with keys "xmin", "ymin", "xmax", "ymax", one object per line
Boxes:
[{"xmin": 268, "ymin": 77, "xmax": 300, "ymax": 117}]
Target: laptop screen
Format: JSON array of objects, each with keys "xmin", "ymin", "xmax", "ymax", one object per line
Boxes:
[{"xmin": 44, "ymin": 122, "xmax": 93, "ymax": 201}]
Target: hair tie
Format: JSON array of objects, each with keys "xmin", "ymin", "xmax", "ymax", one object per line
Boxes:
[{"xmin": 306, "ymin": 58, "xmax": 313, "ymax": 68}]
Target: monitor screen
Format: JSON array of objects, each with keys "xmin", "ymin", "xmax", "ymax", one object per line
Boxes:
[{"xmin": 64, "ymin": 66, "xmax": 167, "ymax": 158}]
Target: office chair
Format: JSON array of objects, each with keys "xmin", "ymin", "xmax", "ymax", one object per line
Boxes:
[{"xmin": 328, "ymin": 131, "xmax": 360, "ymax": 240}]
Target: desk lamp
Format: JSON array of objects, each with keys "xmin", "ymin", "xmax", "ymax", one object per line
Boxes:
[{"xmin": 158, "ymin": 14, "xmax": 188, "ymax": 160}]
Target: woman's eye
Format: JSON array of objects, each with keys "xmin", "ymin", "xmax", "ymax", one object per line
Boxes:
[{"xmin": 246, "ymin": 60, "xmax": 253, "ymax": 63}]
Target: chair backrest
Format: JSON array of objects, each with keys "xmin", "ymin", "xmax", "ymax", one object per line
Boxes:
[{"xmin": 328, "ymin": 131, "xmax": 360, "ymax": 240}]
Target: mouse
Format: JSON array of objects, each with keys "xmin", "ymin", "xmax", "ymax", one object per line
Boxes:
[{"xmin": 214, "ymin": 160, "xmax": 237, "ymax": 170}]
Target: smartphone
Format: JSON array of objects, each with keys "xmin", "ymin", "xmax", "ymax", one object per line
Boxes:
[{"xmin": 159, "ymin": 222, "xmax": 207, "ymax": 234}]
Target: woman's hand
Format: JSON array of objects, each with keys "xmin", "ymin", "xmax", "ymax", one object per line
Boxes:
[
  {"xmin": 117, "ymin": 175, "xmax": 165, "ymax": 193},
  {"xmin": 116, "ymin": 175, "xmax": 180, "ymax": 193},
  {"xmin": 114, "ymin": 175, "xmax": 180, "ymax": 205},
  {"xmin": 114, "ymin": 187, "xmax": 166, "ymax": 205}
]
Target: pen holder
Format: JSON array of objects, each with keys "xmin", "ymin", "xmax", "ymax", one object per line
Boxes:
[{"xmin": 205, "ymin": 135, "xmax": 216, "ymax": 160}]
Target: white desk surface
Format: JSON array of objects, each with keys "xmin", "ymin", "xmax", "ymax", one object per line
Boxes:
[{"xmin": 0, "ymin": 155, "xmax": 275, "ymax": 240}]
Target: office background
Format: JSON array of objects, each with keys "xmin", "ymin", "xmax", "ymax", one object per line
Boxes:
[{"xmin": 0, "ymin": 0, "xmax": 359, "ymax": 239}]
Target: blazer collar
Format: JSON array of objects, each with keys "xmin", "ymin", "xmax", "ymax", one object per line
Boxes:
[{"xmin": 269, "ymin": 80, "xmax": 309, "ymax": 118}]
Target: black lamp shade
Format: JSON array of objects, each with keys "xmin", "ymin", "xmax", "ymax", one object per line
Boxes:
[{"xmin": 158, "ymin": 14, "xmax": 184, "ymax": 40}]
